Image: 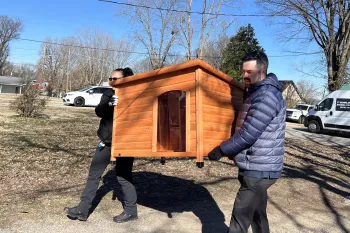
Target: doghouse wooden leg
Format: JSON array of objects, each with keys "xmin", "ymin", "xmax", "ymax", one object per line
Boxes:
[
  {"xmin": 195, "ymin": 68, "xmax": 204, "ymax": 169},
  {"xmin": 161, "ymin": 157, "xmax": 166, "ymax": 165}
]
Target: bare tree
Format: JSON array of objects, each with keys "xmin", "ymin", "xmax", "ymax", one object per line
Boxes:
[
  {"xmin": 201, "ymin": 33, "xmax": 229, "ymax": 68},
  {"xmin": 256, "ymin": 0, "xmax": 350, "ymax": 92},
  {"xmin": 178, "ymin": 0, "xmax": 237, "ymax": 60},
  {"xmin": 119, "ymin": 0, "xmax": 180, "ymax": 69},
  {"xmin": 0, "ymin": 15, "xmax": 22, "ymax": 72},
  {"xmin": 74, "ymin": 28, "xmax": 134, "ymax": 87},
  {"xmin": 1, "ymin": 61, "xmax": 35, "ymax": 79},
  {"xmin": 296, "ymin": 80, "xmax": 321, "ymax": 104},
  {"xmin": 36, "ymin": 29, "xmax": 135, "ymax": 94},
  {"xmin": 37, "ymin": 38, "xmax": 68, "ymax": 96}
]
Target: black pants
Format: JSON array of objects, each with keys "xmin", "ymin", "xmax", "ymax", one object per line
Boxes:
[
  {"xmin": 227, "ymin": 175, "xmax": 277, "ymax": 233},
  {"xmin": 77, "ymin": 145, "xmax": 137, "ymax": 216}
]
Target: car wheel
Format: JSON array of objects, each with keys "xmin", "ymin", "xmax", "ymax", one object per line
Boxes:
[
  {"xmin": 74, "ymin": 97, "xmax": 85, "ymax": 107},
  {"xmin": 308, "ymin": 120, "xmax": 320, "ymax": 133},
  {"xmin": 298, "ymin": 115, "xmax": 305, "ymax": 124}
]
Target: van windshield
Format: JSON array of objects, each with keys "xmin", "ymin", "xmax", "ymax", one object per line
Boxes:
[
  {"xmin": 295, "ymin": 105, "xmax": 309, "ymax": 110},
  {"xmin": 78, "ymin": 87, "xmax": 92, "ymax": 92}
]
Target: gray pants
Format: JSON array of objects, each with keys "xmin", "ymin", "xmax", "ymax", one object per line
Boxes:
[
  {"xmin": 77, "ymin": 145, "xmax": 137, "ymax": 216},
  {"xmin": 227, "ymin": 175, "xmax": 276, "ymax": 233}
]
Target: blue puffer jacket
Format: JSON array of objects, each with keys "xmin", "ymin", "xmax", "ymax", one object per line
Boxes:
[{"xmin": 220, "ymin": 73, "xmax": 286, "ymax": 173}]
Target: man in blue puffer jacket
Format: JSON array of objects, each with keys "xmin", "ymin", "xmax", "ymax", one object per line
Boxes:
[{"xmin": 208, "ymin": 51, "xmax": 286, "ymax": 233}]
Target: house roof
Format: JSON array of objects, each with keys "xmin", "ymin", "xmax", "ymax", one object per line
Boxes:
[
  {"xmin": 279, "ymin": 80, "xmax": 305, "ymax": 102},
  {"xmin": 0, "ymin": 76, "xmax": 24, "ymax": 86},
  {"xmin": 109, "ymin": 59, "xmax": 245, "ymax": 90}
]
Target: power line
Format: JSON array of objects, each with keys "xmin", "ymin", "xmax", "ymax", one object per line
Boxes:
[
  {"xmin": 98, "ymin": 0, "xmax": 297, "ymax": 17},
  {"xmin": 11, "ymin": 47, "xmax": 39, "ymax": 51},
  {"xmin": 16, "ymin": 38, "xmax": 149, "ymax": 55},
  {"xmin": 14, "ymin": 37, "xmax": 323, "ymax": 58},
  {"xmin": 269, "ymin": 52, "xmax": 322, "ymax": 58},
  {"xmin": 99, "ymin": 0, "xmax": 333, "ymax": 31}
]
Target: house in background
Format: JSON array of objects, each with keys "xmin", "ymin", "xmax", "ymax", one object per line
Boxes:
[
  {"xmin": 279, "ymin": 80, "xmax": 305, "ymax": 108},
  {"xmin": 0, "ymin": 76, "xmax": 24, "ymax": 94}
]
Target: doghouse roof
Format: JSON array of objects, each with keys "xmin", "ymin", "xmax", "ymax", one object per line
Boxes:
[{"xmin": 110, "ymin": 59, "xmax": 245, "ymax": 90}]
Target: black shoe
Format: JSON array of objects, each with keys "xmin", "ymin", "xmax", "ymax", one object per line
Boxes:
[
  {"xmin": 64, "ymin": 206, "xmax": 88, "ymax": 221},
  {"xmin": 113, "ymin": 211, "xmax": 138, "ymax": 223}
]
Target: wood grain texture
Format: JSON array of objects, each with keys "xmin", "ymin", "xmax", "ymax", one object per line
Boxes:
[
  {"xmin": 113, "ymin": 151, "xmax": 197, "ymax": 157},
  {"xmin": 117, "ymin": 73, "xmax": 194, "ymax": 96},
  {"xmin": 199, "ymin": 71, "xmax": 243, "ymax": 156},
  {"xmin": 110, "ymin": 60, "xmax": 244, "ymax": 160},
  {"xmin": 109, "ymin": 59, "xmax": 244, "ymax": 91},
  {"xmin": 152, "ymin": 98, "xmax": 158, "ymax": 152},
  {"xmin": 111, "ymin": 88, "xmax": 119, "ymax": 162},
  {"xmin": 186, "ymin": 90, "xmax": 191, "ymax": 152},
  {"xmin": 195, "ymin": 68, "xmax": 204, "ymax": 163}
]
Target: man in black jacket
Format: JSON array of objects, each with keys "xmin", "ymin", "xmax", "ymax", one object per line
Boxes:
[{"xmin": 64, "ymin": 68, "xmax": 137, "ymax": 223}]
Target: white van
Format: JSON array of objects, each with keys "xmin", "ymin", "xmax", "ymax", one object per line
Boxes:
[{"xmin": 304, "ymin": 90, "xmax": 350, "ymax": 133}]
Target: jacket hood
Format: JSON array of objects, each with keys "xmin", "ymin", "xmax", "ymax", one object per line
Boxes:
[{"xmin": 253, "ymin": 73, "xmax": 283, "ymax": 91}]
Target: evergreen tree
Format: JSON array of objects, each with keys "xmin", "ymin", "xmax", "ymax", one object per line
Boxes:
[{"xmin": 221, "ymin": 24, "xmax": 264, "ymax": 82}]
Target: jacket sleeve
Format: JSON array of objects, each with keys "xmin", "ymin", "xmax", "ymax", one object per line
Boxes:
[
  {"xmin": 95, "ymin": 89, "xmax": 114, "ymax": 118},
  {"xmin": 220, "ymin": 88, "xmax": 279, "ymax": 155}
]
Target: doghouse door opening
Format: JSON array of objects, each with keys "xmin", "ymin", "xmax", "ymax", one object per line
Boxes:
[{"xmin": 157, "ymin": 91, "xmax": 186, "ymax": 152}]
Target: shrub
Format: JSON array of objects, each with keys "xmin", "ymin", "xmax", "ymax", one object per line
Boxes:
[{"xmin": 10, "ymin": 84, "xmax": 47, "ymax": 117}]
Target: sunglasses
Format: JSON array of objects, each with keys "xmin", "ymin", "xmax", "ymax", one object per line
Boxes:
[{"xmin": 109, "ymin": 77, "xmax": 123, "ymax": 81}]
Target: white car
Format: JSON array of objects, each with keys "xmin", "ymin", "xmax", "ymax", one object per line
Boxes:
[
  {"xmin": 286, "ymin": 104, "xmax": 314, "ymax": 124},
  {"xmin": 63, "ymin": 86, "xmax": 112, "ymax": 107}
]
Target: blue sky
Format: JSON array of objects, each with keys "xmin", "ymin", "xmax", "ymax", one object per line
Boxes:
[{"xmin": 1, "ymin": 0, "xmax": 327, "ymax": 91}]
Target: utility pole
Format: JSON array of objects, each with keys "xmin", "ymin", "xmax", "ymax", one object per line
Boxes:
[{"xmin": 66, "ymin": 47, "xmax": 71, "ymax": 93}]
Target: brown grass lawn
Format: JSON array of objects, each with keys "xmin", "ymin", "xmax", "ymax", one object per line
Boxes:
[{"xmin": 0, "ymin": 94, "xmax": 349, "ymax": 233}]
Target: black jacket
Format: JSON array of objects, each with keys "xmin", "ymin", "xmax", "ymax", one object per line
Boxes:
[{"xmin": 95, "ymin": 88, "xmax": 114, "ymax": 143}]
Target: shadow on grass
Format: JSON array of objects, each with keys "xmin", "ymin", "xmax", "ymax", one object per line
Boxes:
[
  {"xmin": 90, "ymin": 170, "xmax": 228, "ymax": 233},
  {"xmin": 281, "ymin": 139, "xmax": 350, "ymax": 233}
]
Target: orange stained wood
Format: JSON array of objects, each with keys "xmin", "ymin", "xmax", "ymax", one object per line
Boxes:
[
  {"xmin": 111, "ymin": 87, "xmax": 119, "ymax": 162},
  {"xmin": 202, "ymin": 113, "xmax": 234, "ymax": 125},
  {"xmin": 109, "ymin": 59, "xmax": 244, "ymax": 90},
  {"xmin": 118, "ymin": 79, "xmax": 195, "ymax": 101},
  {"xmin": 203, "ymin": 122, "xmax": 232, "ymax": 133},
  {"xmin": 152, "ymin": 98, "xmax": 158, "ymax": 152},
  {"xmin": 110, "ymin": 59, "xmax": 244, "ymax": 163},
  {"xmin": 114, "ymin": 151, "xmax": 197, "ymax": 157},
  {"xmin": 186, "ymin": 90, "xmax": 191, "ymax": 152},
  {"xmin": 114, "ymin": 126, "xmax": 152, "ymax": 135},
  {"xmin": 195, "ymin": 68, "xmax": 204, "ymax": 163},
  {"xmin": 202, "ymin": 105, "xmax": 234, "ymax": 117},
  {"xmin": 117, "ymin": 82, "xmax": 195, "ymax": 109},
  {"xmin": 117, "ymin": 73, "xmax": 194, "ymax": 96}
]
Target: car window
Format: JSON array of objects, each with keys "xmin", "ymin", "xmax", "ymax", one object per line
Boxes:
[
  {"xmin": 92, "ymin": 87, "xmax": 110, "ymax": 94},
  {"xmin": 89, "ymin": 88, "xmax": 99, "ymax": 93},
  {"xmin": 318, "ymin": 98, "xmax": 333, "ymax": 111},
  {"xmin": 79, "ymin": 87, "xmax": 92, "ymax": 92},
  {"xmin": 99, "ymin": 88, "xmax": 110, "ymax": 94}
]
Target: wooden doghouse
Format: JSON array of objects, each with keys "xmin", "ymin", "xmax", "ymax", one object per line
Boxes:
[{"xmin": 109, "ymin": 60, "xmax": 244, "ymax": 167}]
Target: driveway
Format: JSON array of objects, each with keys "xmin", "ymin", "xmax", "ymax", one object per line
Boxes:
[{"xmin": 286, "ymin": 122, "xmax": 350, "ymax": 148}]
